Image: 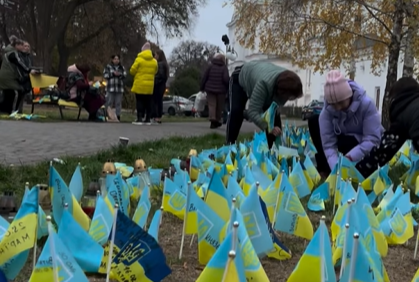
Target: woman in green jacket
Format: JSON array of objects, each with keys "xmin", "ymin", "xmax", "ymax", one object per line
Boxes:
[{"xmin": 226, "ymin": 61, "xmax": 303, "ymax": 148}]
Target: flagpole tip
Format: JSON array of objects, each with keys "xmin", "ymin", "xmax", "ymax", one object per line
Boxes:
[
  {"xmin": 160, "ymin": 206, "xmax": 164, "ymax": 211},
  {"xmin": 351, "ymin": 198, "xmax": 355, "ymax": 203},
  {"xmin": 114, "ymin": 203, "xmax": 119, "ymax": 208},
  {"xmin": 46, "ymin": 216, "xmax": 51, "ymax": 221},
  {"xmin": 25, "ymin": 182, "xmax": 29, "ymax": 186},
  {"xmin": 321, "ymin": 215, "xmax": 326, "ymax": 220},
  {"xmin": 64, "ymin": 203, "xmax": 68, "ymax": 208},
  {"xmin": 232, "ymin": 197, "xmax": 236, "ymax": 203},
  {"xmin": 233, "ymin": 221, "xmax": 239, "ymax": 228},
  {"xmin": 78, "ymin": 162, "xmax": 81, "ymax": 165},
  {"xmin": 96, "ymin": 190, "xmax": 101, "ymax": 196},
  {"xmin": 353, "ymin": 233, "xmax": 359, "ymax": 239},
  {"xmin": 345, "ymin": 223, "xmax": 350, "ymax": 228},
  {"xmin": 347, "ymin": 199, "xmax": 352, "ymax": 205},
  {"xmin": 228, "ymin": 250, "xmax": 236, "ymax": 258}
]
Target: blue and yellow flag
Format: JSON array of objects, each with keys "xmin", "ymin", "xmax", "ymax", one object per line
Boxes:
[
  {"xmin": 230, "ymin": 209, "xmax": 270, "ymax": 281},
  {"xmin": 379, "ymin": 192, "xmax": 414, "ymax": 245},
  {"xmin": 0, "ymin": 213, "xmax": 30, "ymax": 280},
  {"xmin": 0, "ymin": 186, "xmax": 38, "ymax": 265},
  {"xmin": 196, "ymin": 194, "xmax": 225, "ymax": 265},
  {"xmin": 89, "ymin": 194, "xmax": 114, "ymax": 246},
  {"xmin": 111, "ymin": 210, "xmax": 172, "ymax": 282},
  {"xmin": 274, "ymin": 174, "xmax": 313, "ymax": 240},
  {"xmin": 162, "ymin": 177, "xmax": 186, "ymax": 220},
  {"xmin": 259, "ymin": 198, "xmax": 292, "ymax": 260},
  {"xmin": 106, "ymin": 171, "xmax": 130, "ymax": 216},
  {"xmin": 260, "ymin": 172, "xmax": 281, "ymax": 221},
  {"xmin": 240, "ymin": 184, "xmax": 274, "ymax": 255},
  {"xmin": 289, "ymin": 161, "xmax": 312, "ymax": 198},
  {"xmin": 49, "ymin": 166, "xmax": 90, "ymax": 231},
  {"xmin": 205, "ymin": 171, "xmax": 231, "ymax": 222},
  {"xmin": 69, "ymin": 163, "xmax": 83, "ymax": 203},
  {"xmin": 226, "ymin": 175, "xmax": 245, "ymax": 207},
  {"xmin": 196, "ymin": 229, "xmax": 246, "ymax": 282},
  {"xmin": 148, "ymin": 209, "xmax": 162, "ymax": 242},
  {"xmin": 262, "ymin": 102, "xmax": 278, "ymax": 132},
  {"xmin": 29, "ymin": 228, "xmax": 89, "ymax": 282},
  {"xmin": 133, "ymin": 186, "xmax": 151, "ymax": 228},
  {"xmin": 58, "ymin": 209, "xmax": 103, "ymax": 273},
  {"xmin": 307, "ymin": 182, "xmax": 328, "ymax": 212},
  {"xmin": 287, "ymin": 219, "xmax": 336, "ymax": 282}
]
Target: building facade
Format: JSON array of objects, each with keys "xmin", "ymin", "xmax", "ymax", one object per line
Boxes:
[{"xmin": 227, "ymin": 13, "xmax": 406, "ymax": 111}]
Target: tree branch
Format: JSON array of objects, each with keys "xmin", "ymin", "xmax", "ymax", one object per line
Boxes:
[
  {"xmin": 291, "ymin": 9, "xmax": 389, "ymax": 45},
  {"xmin": 353, "ymin": 0, "xmax": 393, "ymax": 36},
  {"xmin": 68, "ymin": 2, "xmax": 145, "ymax": 51}
]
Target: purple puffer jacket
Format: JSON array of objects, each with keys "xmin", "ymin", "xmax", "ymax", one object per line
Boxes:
[{"xmin": 319, "ymin": 80, "xmax": 383, "ymax": 169}]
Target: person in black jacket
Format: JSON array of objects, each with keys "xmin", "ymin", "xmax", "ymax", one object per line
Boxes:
[
  {"xmin": 16, "ymin": 41, "xmax": 33, "ymax": 113},
  {"xmin": 200, "ymin": 53, "xmax": 230, "ymax": 128},
  {"xmin": 152, "ymin": 49, "xmax": 169, "ymax": 124},
  {"xmin": 356, "ymin": 77, "xmax": 419, "ymax": 178},
  {"xmin": 0, "ymin": 36, "xmax": 35, "ymax": 114}
]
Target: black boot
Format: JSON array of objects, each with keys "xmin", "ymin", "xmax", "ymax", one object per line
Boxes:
[
  {"xmin": 117, "ymin": 115, "xmax": 120, "ymax": 121},
  {"xmin": 210, "ymin": 121, "xmax": 217, "ymax": 129}
]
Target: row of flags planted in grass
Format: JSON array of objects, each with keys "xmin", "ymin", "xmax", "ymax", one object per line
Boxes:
[{"xmin": 0, "ymin": 120, "xmax": 419, "ymax": 281}]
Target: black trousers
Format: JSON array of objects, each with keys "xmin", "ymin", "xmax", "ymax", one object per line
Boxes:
[
  {"xmin": 135, "ymin": 94, "xmax": 152, "ymax": 122},
  {"xmin": 15, "ymin": 91, "xmax": 26, "ymax": 113},
  {"xmin": 152, "ymin": 84, "xmax": 165, "ymax": 119},
  {"xmin": 308, "ymin": 114, "xmax": 359, "ymax": 174},
  {"xmin": 226, "ymin": 66, "xmax": 281, "ymax": 148},
  {"xmin": 0, "ymin": 89, "xmax": 16, "ymax": 114}
]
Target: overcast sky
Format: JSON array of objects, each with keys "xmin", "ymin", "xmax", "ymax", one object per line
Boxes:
[{"xmin": 150, "ymin": 1, "xmax": 234, "ymax": 57}]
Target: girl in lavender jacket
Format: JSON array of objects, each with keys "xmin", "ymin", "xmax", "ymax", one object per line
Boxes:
[{"xmin": 308, "ymin": 70, "xmax": 383, "ymax": 176}]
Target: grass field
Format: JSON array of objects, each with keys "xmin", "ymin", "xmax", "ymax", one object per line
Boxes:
[
  {"xmin": 1, "ymin": 132, "xmax": 417, "ymax": 281},
  {"xmin": 0, "ymin": 104, "xmax": 207, "ymax": 123}
]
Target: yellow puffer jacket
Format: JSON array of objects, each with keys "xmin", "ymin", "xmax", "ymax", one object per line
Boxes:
[{"xmin": 130, "ymin": 50, "xmax": 158, "ymax": 94}]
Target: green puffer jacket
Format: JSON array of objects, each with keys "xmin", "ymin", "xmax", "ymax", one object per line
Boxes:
[
  {"xmin": 238, "ymin": 61, "xmax": 286, "ymax": 130},
  {"xmin": 0, "ymin": 45, "xmax": 23, "ymax": 91}
]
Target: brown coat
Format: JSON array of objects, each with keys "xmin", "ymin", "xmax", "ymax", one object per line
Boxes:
[{"xmin": 200, "ymin": 57, "xmax": 230, "ymax": 95}]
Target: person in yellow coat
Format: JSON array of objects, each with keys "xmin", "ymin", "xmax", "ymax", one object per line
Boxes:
[{"xmin": 130, "ymin": 42, "xmax": 158, "ymax": 125}]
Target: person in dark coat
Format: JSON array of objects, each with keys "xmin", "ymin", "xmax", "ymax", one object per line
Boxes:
[
  {"xmin": 152, "ymin": 49, "xmax": 169, "ymax": 124},
  {"xmin": 200, "ymin": 53, "xmax": 230, "ymax": 129},
  {"xmin": 226, "ymin": 61, "xmax": 303, "ymax": 147},
  {"xmin": 356, "ymin": 77, "xmax": 419, "ymax": 178},
  {"xmin": 16, "ymin": 41, "xmax": 34, "ymax": 113},
  {"xmin": 0, "ymin": 36, "xmax": 34, "ymax": 114}
]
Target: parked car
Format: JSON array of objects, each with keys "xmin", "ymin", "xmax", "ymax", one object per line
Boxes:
[
  {"xmin": 163, "ymin": 95, "xmax": 194, "ymax": 116},
  {"xmin": 302, "ymin": 100, "xmax": 324, "ymax": 120},
  {"xmin": 189, "ymin": 93, "xmax": 209, "ymax": 118}
]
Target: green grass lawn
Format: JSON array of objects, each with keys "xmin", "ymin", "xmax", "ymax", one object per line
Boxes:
[
  {"xmin": 0, "ymin": 132, "xmax": 252, "ymax": 199},
  {"xmin": 0, "ymin": 104, "xmax": 207, "ymax": 123}
]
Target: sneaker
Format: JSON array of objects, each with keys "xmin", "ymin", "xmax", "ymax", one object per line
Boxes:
[
  {"xmin": 146, "ymin": 123, "xmax": 151, "ymax": 125},
  {"xmin": 144, "ymin": 120, "xmax": 151, "ymax": 125},
  {"xmin": 132, "ymin": 121, "xmax": 143, "ymax": 125}
]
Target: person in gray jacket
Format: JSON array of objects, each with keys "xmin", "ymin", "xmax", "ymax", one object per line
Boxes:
[{"xmin": 226, "ymin": 61, "xmax": 303, "ymax": 147}]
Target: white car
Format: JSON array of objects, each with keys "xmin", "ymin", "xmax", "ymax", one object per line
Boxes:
[{"xmin": 162, "ymin": 95, "xmax": 194, "ymax": 116}]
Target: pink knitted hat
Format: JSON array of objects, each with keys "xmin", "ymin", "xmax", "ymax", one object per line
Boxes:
[
  {"xmin": 323, "ymin": 70, "xmax": 353, "ymax": 104},
  {"xmin": 141, "ymin": 42, "xmax": 151, "ymax": 51}
]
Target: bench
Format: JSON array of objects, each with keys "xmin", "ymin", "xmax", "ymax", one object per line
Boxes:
[{"xmin": 31, "ymin": 93, "xmax": 107, "ymax": 121}]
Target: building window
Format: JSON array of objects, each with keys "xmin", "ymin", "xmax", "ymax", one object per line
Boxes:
[{"xmin": 375, "ymin": 87, "xmax": 380, "ymax": 110}]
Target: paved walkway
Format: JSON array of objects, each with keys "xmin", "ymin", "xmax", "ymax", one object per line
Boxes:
[{"xmin": 0, "ymin": 119, "xmax": 306, "ymax": 165}]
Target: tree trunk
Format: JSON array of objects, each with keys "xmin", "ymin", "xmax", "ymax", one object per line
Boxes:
[
  {"xmin": 57, "ymin": 34, "xmax": 70, "ymax": 76},
  {"xmin": 381, "ymin": 7, "xmax": 404, "ymax": 130}
]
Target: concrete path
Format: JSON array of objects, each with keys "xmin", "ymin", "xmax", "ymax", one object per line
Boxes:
[{"xmin": 0, "ymin": 119, "xmax": 306, "ymax": 165}]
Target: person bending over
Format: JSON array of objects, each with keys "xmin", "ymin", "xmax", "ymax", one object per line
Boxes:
[
  {"xmin": 226, "ymin": 61, "xmax": 303, "ymax": 148},
  {"xmin": 356, "ymin": 77, "xmax": 419, "ymax": 178}
]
